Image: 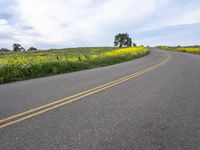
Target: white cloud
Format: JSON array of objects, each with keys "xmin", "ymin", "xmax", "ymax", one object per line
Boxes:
[
  {"xmin": 0, "ymin": 0, "xmax": 200, "ymax": 48},
  {"xmin": 141, "ymin": 0, "xmax": 200, "ymax": 30},
  {"xmin": 0, "ymin": 19, "xmax": 19, "ymax": 47},
  {"xmin": 8, "ymin": 0, "xmax": 167, "ymax": 48}
]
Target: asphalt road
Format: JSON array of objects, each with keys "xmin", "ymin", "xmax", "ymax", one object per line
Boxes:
[{"xmin": 0, "ymin": 48, "xmax": 200, "ymax": 150}]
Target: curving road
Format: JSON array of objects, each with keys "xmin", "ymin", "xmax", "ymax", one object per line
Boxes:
[{"xmin": 0, "ymin": 48, "xmax": 200, "ymax": 149}]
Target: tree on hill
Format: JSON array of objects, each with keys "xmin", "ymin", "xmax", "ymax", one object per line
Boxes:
[
  {"xmin": 0, "ymin": 48, "xmax": 10, "ymax": 52},
  {"xmin": 132, "ymin": 43, "xmax": 137, "ymax": 47},
  {"xmin": 127, "ymin": 38, "xmax": 132, "ymax": 47},
  {"xmin": 20, "ymin": 47, "xmax": 26, "ymax": 51},
  {"xmin": 114, "ymin": 33, "xmax": 132, "ymax": 47},
  {"xmin": 28, "ymin": 47, "xmax": 37, "ymax": 51},
  {"xmin": 13, "ymin": 43, "xmax": 22, "ymax": 52}
]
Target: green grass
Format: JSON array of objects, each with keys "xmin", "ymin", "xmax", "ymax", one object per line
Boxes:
[
  {"xmin": 0, "ymin": 47, "xmax": 118, "ymax": 58},
  {"xmin": 158, "ymin": 46, "xmax": 200, "ymax": 54},
  {"xmin": 0, "ymin": 46, "xmax": 149, "ymax": 84}
]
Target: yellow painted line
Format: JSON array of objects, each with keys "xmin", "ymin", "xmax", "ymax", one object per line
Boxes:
[
  {"xmin": 0, "ymin": 55, "xmax": 165, "ymax": 124},
  {"xmin": 0, "ymin": 69, "xmax": 146, "ymax": 123},
  {"xmin": 0, "ymin": 63, "xmax": 158, "ymax": 123},
  {"xmin": 0, "ymin": 52, "xmax": 171, "ymax": 129}
]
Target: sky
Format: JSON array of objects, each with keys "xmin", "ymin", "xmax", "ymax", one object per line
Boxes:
[{"xmin": 0, "ymin": 0, "xmax": 200, "ymax": 49}]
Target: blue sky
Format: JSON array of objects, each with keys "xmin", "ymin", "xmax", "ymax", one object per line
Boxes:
[{"xmin": 0, "ymin": 0, "xmax": 200, "ymax": 49}]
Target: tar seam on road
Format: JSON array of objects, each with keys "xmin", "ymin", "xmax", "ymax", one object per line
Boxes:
[{"xmin": 0, "ymin": 52, "xmax": 172, "ymax": 129}]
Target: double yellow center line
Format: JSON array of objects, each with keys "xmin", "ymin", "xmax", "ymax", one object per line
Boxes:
[{"xmin": 0, "ymin": 52, "xmax": 171, "ymax": 129}]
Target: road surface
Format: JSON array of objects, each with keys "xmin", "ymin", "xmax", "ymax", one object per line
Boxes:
[{"xmin": 0, "ymin": 48, "xmax": 200, "ymax": 150}]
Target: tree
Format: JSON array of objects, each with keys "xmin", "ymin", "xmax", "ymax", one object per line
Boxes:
[
  {"xmin": 13, "ymin": 43, "xmax": 21, "ymax": 52},
  {"xmin": 28, "ymin": 47, "xmax": 37, "ymax": 51},
  {"xmin": 0, "ymin": 48, "xmax": 10, "ymax": 52},
  {"xmin": 127, "ymin": 38, "xmax": 132, "ymax": 47},
  {"xmin": 20, "ymin": 47, "xmax": 26, "ymax": 51},
  {"xmin": 132, "ymin": 43, "xmax": 137, "ymax": 47},
  {"xmin": 114, "ymin": 33, "xmax": 132, "ymax": 47}
]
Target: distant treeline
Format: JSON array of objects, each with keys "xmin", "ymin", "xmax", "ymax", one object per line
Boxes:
[
  {"xmin": 0, "ymin": 44, "xmax": 38, "ymax": 52},
  {"xmin": 0, "ymin": 48, "xmax": 10, "ymax": 52},
  {"xmin": 0, "ymin": 32, "xmax": 138, "ymax": 52}
]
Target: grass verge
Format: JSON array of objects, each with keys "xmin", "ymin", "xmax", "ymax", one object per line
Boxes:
[
  {"xmin": 158, "ymin": 46, "xmax": 200, "ymax": 54},
  {"xmin": 0, "ymin": 46, "xmax": 149, "ymax": 84}
]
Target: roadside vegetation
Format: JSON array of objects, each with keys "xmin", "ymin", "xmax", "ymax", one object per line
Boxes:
[
  {"xmin": 0, "ymin": 46, "xmax": 149, "ymax": 84},
  {"xmin": 158, "ymin": 46, "xmax": 200, "ymax": 54}
]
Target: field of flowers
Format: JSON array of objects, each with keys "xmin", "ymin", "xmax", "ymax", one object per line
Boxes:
[
  {"xmin": 158, "ymin": 46, "xmax": 200, "ymax": 54},
  {"xmin": 0, "ymin": 47, "xmax": 149, "ymax": 84}
]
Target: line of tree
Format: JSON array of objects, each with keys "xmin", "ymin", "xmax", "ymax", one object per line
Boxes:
[
  {"xmin": 0, "ymin": 45, "xmax": 38, "ymax": 52},
  {"xmin": 12, "ymin": 43, "xmax": 37, "ymax": 52},
  {"xmin": 0, "ymin": 48, "xmax": 10, "ymax": 52},
  {"xmin": 28, "ymin": 47, "xmax": 37, "ymax": 51},
  {"xmin": 114, "ymin": 33, "xmax": 136, "ymax": 47},
  {"xmin": 1, "ymin": 34, "xmax": 139, "ymax": 52}
]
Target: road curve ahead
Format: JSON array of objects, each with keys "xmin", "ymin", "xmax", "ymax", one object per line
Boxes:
[{"xmin": 0, "ymin": 48, "xmax": 200, "ymax": 150}]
